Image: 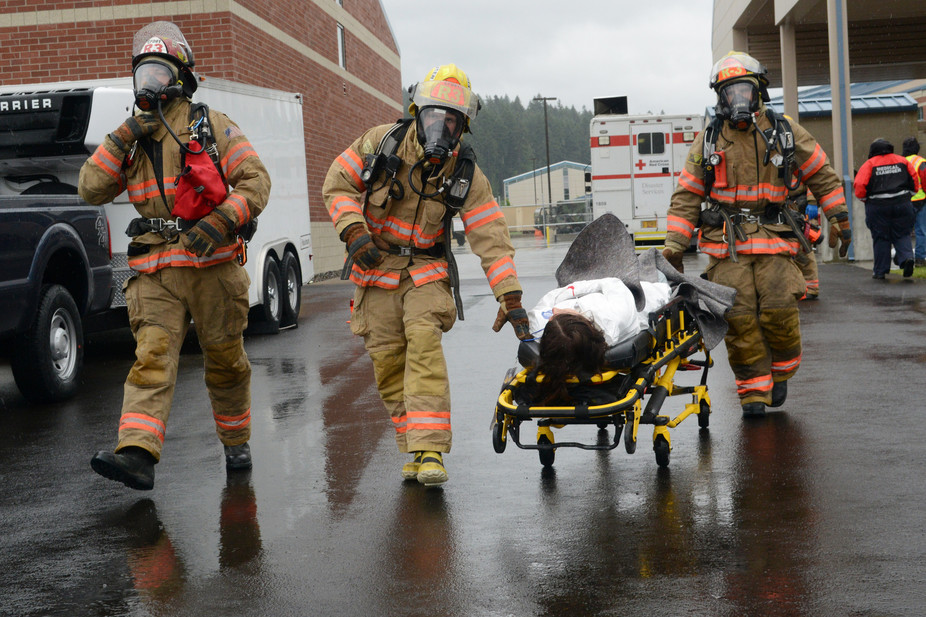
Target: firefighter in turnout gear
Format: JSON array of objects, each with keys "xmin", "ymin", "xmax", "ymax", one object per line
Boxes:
[
  {"xmin": 323, "ymin": 64, "xmax": 529, "ymax": 487},
  {"xmin": 80, "ymin": 21, "xmax": 270, "ymax": 489},
  {"xmin": 662, "ymin": 51, "xmax": 851, "ymax": 418}
]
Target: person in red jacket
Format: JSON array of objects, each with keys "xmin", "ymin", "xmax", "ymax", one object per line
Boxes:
[{"xmin": 853, "ymin": 138, "xmax": 921, "ymax": 279}]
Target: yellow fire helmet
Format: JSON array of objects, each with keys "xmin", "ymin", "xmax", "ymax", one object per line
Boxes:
[
  {"xmin": 407, "ymin": 64, "xmax": 480, "ymax": 131},
  {"xmin": 709, "ymin": 51, "xmax": 769, "ymax": 91}
]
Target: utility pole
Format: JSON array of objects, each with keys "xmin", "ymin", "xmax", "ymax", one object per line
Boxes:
[
  {"xmin": 534, "ymin": 95, "xmax": 556, "ymax": 242},
  {"xmin": 530, "ymin": 156, "xmax": 538, "ymax": 205}
]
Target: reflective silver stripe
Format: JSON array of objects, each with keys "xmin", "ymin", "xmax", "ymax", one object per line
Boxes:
[{"xmin": 868, "ymin": 191, "xmax": 911, "ymax": 200}]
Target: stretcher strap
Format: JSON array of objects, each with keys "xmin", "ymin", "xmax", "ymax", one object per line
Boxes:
[{"xmin": 575, "ymin": 402, "xmax": 589, "ymax": 417}]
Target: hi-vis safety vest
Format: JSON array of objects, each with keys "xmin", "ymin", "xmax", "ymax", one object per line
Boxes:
[{"xmin": 906, "ymin": 154, "xmax": 926, "ymax": 201}]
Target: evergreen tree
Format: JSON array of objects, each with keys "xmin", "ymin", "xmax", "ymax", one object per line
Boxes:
[{"xmin": 401, "ymin": 87, "xmax": 592, "ymax": 200}]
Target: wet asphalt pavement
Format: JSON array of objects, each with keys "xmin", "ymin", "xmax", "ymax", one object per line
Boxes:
[{"xmin": 2, "ymin": 237, "xmax": 926, "ymax": 617}]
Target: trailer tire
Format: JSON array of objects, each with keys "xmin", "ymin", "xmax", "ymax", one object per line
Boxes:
[
  {"xmin": 280, "ymin": 251, "xmax": 301, "ymax": 329},
  {"xmin": 11, "ymin": 284, "xmax": 84, "ymax": 403},
  {"xmin": 248, "ymin": 257, "xmax": 282, "ymax": 335}
]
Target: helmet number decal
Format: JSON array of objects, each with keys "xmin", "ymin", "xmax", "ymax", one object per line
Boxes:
[
  {"xmin": 142, "ymin": 37, "xmax": 167, "ymax": 54},
  {"xmin": 428, "ymin": 82, "xmax": 465, "ymax": 107}
]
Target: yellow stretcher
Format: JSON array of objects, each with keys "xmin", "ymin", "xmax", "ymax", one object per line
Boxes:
[{"xmin": 491, "ymin": 296, "xmax": 713, "ymax": 468}]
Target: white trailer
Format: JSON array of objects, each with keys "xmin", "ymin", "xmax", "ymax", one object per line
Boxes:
[
  {"xmin": 589, "ymin": 96, "xmax": 704, "ymax": 250},
  {"xmin": 0, "ymin": 77, "xmax": 313, "ymax": 333}
]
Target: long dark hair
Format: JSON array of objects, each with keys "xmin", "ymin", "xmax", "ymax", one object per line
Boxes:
[{"xmin": 532, "ymin": 312, "xmax": 607, "ymax": 405}]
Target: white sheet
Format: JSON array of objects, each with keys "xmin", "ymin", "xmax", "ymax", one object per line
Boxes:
[{"xmin": 528, "ymin": 277, "xmax": 671, "ymax": 346}]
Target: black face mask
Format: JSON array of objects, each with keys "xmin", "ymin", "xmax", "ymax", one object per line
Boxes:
[
  {"xmin": 133, "ymin": 61, "xmax": 181, "ymax": 111},
  {"xmin": 416, "ymin": 107, "xmax": 464, "ymax": 165},
  {"xmin": 716, "ymin": 81, "xmax": 759, "ymax": 130}
]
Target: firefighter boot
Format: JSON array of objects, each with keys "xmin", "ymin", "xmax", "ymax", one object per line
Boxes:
[
  {"xmin": 741, "ymin": 402, "xmax": 767, "ymax": 418},
  {"xmin": 401, "ymin": 452, "xmax": 423, "ymax": 481},
  {"xmin": 770, "ymin": 381, "xmax": 788, "ymax": 408},
  {"xmin": 416, "ymin": 451, "xmax": 448, "ymax": 487},
  {"xmin": 90, "ymin": 446, "xmax": 156, "ymax": 491},
  {"xmin": 224, "ymin": 442, "xmax": 252, "ymax": 471}
]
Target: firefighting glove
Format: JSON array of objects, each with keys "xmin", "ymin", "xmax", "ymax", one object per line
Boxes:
[
  {"xmin": 662, "ymin": 247, "xmax": 684, "ymax": 273},
  {"xmin": 183, "ymin": 208, "xmax": 236, "ymax": 257},
  {"xmin": 340, "ymin": 223, "xmax": 384, "ymax": 271},
  {"xmin": 837, "ymin": 226, "xmax": 852, "ymax": 258},
  {"xmin": 492, "ymin": 291, "xmax": 531, "ymax": 340},
  {"xmin": 109, "ymin": 113, "xmax": 160, "ymax": 153}
]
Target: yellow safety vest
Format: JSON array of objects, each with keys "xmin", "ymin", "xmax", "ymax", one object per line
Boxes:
[{"xmin": 906, "ymin": 154, "xmax": 926, "ymax": 201}]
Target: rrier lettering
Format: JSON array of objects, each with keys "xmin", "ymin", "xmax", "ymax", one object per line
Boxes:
[{"xmin": 0, "ymin": 98, "xmax": 53, "ymax": 113}]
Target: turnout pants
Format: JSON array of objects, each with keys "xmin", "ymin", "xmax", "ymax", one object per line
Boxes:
[
  {"xmin": 116, "ymin": 261, "xmax": 252, "ymax": 460},
  {"xmin": 349, "ymin": 271, "xmax": 457, "ymax": 453},
  {"xmin": 706, "ymin": 253, "xmax": 805, "ymax": 406}
]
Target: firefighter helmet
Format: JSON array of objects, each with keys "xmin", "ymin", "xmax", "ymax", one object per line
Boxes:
[
  {"xmin": 131, "ymin": 22, "xmax": 197, "ymax": 100},
  {"xmin": 709, "ymin": 51, "xmax": 769, "ymax": 92},
  {"xmin": 710, "ymin": 51, "xmax": 769, "ymax": 129},
  {"xmin": 407, "ymin": 64, "xmax": 480, "ymax": 130}
]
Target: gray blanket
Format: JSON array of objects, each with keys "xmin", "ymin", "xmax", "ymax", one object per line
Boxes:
[{"xmin": 554, "ymin": 213, "xmax": 736, "ymax": 350}]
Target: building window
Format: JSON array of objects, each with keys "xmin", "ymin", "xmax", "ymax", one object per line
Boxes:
[
  {"xmin": 637, "ymin": 132, "xmax": 665, "ymax": 155},
  {"xmin": 337, "ymin": 23, "xmax": 346, "ymax": 69},
  {"xmin": 562, "ymin": 168, "xmax": 570, "ymax": 200}
]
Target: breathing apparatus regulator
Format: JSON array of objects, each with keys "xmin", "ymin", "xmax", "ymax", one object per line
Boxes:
[{"xmin": 405, "ymin": 65, "xmax": 481, "ymax": 199}]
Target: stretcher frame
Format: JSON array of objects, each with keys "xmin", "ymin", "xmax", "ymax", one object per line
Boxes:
[{"xmin": 491, "ymin": 296, "xmax": 713, "ymax": 468}]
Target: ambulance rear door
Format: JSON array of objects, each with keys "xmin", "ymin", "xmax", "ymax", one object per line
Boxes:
[{"xmin": 629, "ymin": 122, "xmax": 674, "ymax": 222}]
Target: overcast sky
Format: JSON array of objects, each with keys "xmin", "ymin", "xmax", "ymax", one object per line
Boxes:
[{"xmin": 379, "ymin": 0, "xmax": 718, "ymax": 116}]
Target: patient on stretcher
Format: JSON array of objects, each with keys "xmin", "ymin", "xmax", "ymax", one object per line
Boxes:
[{"xmin": 517, "ymin": 277, "xmax": 673, "ymax": 406}]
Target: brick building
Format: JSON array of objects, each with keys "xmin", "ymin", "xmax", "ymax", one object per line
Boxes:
[{"xmin": 0, "ymin": 0, "xmax": 403, "ymax": 274}]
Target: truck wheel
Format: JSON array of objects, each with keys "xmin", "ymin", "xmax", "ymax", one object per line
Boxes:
[
  {"xmin": 280, "ymin": 252, "xmax": 301, "ymax": 328},
  {"xmin": 11, "ymin": 284, "xmax": 84, "ymax": 403}
]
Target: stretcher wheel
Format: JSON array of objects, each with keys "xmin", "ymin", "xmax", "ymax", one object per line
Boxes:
[
  {"xmin": 624, "ymin": 421, "xmax": 637, "ymax": 454},
  {"xmin": 538, "ymin": 434, "xmax": 555, "ymax": 467},
  {"xmin": 492, "ymin": 419, "xmax": 507, "ymax": 453},
  {"xmin": 697, "ymin": 400, "xmax": 710, "ymax": 429},
  {"xmin": 654, "ymin": 435, "xmax": 670, "ymax": 467}
]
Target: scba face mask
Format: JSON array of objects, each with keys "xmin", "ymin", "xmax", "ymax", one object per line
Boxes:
[
  {"xmin": 133, "ymin": 60, "xmax": 181, "ymax": 111},
  {"xmin": 717, "ymin": 81, "xmax": 759, "ymax": 130},
  {"xmin": 416, "ymin": 107, "xmax": 465, "ymax": 165}
]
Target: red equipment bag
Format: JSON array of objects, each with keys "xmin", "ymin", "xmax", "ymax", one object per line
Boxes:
[{"xmin": 172, "ymin": 140, "xmax": 227, "ymax": 220}]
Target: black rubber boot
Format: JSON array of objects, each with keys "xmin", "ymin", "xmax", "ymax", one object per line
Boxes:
[
  {"xmin": 903, "ymin": 258, "xmax": 915, "ymax": 278},
  {"xmin": 90, "ymin": 446, "xmax": 156, "ymax": 490},
  {"xmin": 741, "ymin": 402, "xmax": 767, "ymax": 418},
  {"xmin": 770, "ymin": 380, "xmax": 788, "ymax": 408},
  {"xmin": 224, "ymin": 442, "xmax": 252, "ymax": 471}
]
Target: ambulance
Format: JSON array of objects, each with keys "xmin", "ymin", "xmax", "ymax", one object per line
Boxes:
[
  {"xmin": 589, "ymin": 95, "xmax": 705, "ymax": 250},
  {"xmin": 0, "ymin": 76, "xmax": 313, "ymax": 334}
]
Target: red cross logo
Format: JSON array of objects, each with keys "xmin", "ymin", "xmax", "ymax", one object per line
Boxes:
[{"xmin": 635, "ymin": 159, "xmax": 646, "ymax": 171}]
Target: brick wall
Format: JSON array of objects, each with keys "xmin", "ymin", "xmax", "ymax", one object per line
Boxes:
[{"xmin": 0, "ymin": 0, "xmax": 403, "ymax": 275}]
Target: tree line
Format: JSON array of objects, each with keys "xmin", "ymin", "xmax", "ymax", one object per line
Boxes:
[{"xmin": 403, "ymin": 90, "xmax": 594, "ymax": 201}]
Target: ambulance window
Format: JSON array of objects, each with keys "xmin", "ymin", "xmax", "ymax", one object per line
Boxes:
[{"xmin": 638, "ymin": 132, "xmax": 665, "ymax": 155}]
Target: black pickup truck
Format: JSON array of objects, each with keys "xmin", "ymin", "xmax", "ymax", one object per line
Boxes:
[
  {"xmin": 0, "ymin": 85, "xmax": 116, "ymax": 403},
  {"xmin": 0, "ymin": 179, "xmax": 114, "ymax": 403}
]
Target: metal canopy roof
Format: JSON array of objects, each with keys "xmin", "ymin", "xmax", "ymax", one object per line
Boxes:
[{"xmin": 766, "ymin": 89, "xmax": 918, "ymax": 117}]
